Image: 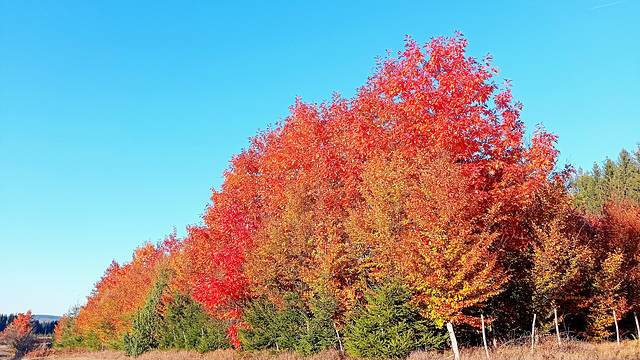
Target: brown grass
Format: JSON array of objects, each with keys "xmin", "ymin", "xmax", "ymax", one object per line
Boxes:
[
  {"xmin": 22, "ymin": 338, "xmax": 640, "ymax": 360},
  {"xmin": 409, "ymin": 337, "xmax": 640, "ymax": 360},
  {"xmin": 23, "ymin": 348, "xmax": 354, "ymax": 360},
  {"xmin": 0, "ymin": 344, "xmax": 14, "ymax": 359}
]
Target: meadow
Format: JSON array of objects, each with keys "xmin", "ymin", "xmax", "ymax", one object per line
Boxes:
[{"xmin": 16, "ymin": 338, "xmax": 640, "ymax": 360}]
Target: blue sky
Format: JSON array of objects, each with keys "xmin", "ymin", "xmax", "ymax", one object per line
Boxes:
[{"xmin": 1, "ymin": 1, "xmax": 638, "ymax": 316}]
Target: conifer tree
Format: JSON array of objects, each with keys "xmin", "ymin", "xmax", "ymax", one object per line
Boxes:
[
  {"xmin": 123, "ymin": 280, "xmax": 165, "ymax": 356},
  {"xmin": 572, "ymin": 146, "xmax": 640, "ymax": 213},
  {"xmin": 53, "ymin": 305, "xmax": 84, "ymax": 348},
  {"xmin": 158, "ymin": 292, "xmax": 229, "ymax": 352},
  {"xmin": 296, "ymin": 292, "xmax": 339, "ymax": 355},
  {"xmin": 344, "ymin": 282, "xmax": 447, "ymax": 359},
  {"xmin": 238, "ymin": 293, "xmax": 309, "ymax": 352}
]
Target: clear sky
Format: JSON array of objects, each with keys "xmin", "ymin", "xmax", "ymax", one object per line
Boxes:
[{"xmin": 1, "ymin": 1, "xmax": 638, "ymax": 316}]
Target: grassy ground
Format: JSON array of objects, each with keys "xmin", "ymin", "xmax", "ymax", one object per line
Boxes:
[
  {"xmin": 0, "ymin": 344, "xmax": 13, "ymax": 359},
  {"xmin": 409, "ymin": 337, "xmax": 640, "ymax": 360},
  {"xmin": 19, "ymin": 338, "xmax": 640, "ymax": 360}
]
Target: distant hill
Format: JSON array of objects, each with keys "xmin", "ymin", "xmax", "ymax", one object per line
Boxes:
[{"xmin": 33, "ymin": 314, "xmax": 61, "ymax": 323}]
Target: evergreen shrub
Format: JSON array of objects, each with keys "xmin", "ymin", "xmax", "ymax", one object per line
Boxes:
[{"xmin": 344, "ymin": 282, "xmax": 448, "ymax": 359}]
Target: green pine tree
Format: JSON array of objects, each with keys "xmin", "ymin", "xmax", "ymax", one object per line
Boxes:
[
  {"xmin": 239, "ymin": 292, "xmax": 310, "ymax": 352},
  {"xmin": 296, "ymin": 292, "xmax": 338, "ymax": 355},
  {"xmin": 571, "ymin": 145, "xmax": 640, "ymax": 213},
  {"xmin": 344, "ymin": 282, "xmax": 448, "ymax": 359},
  {"xmin": 52, "ymin": 305, "xmax": 84, "ymax": 348},
  {"xmin": 157, "ymin": 292, "xmax": 229, "ymax": 352},
  {"xmin": 123, "ymin": 279, "xmax": 165, "ymax": 356}
]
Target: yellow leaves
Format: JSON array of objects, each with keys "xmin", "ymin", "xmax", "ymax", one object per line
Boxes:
[
  {"xmin": 595, "ymin": 250, "xmax": 625, "ymax": 295},
  {"xmin": 528, "ymin": 186, "xmax": 596, "ymax": 327},
  {"xmin": 344, "ymin": 150, "xmax": 509, "ymax": 326},
  {"xmin": 525, "ymin": 184, "xmax": 640, "ymax": 340},
  {"xmin": 532, "ymin": 218, "xmax": 592, "ymax": 301}
]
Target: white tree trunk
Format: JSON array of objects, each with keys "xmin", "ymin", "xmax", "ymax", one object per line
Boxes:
[
  {"xmin": 614, "ymin": 310, "xmax": 620, "ymax": 347},
  {"xmin": 555, "ymin": 308, "xmax": 561, "ymax": 345},
  {"xmin": 531, "ymin": 314, "xmax": 536, "ymax": 355},
  {"xmin": 482, "ymin": 314, "xmax": 490, "ymax": 360},
  {"xmin": 635, "ymin": 312, "xmax": 640, "ymax": 344},
  {"xmin": 447, "ymin": 322, "xmax": 460, "ymax": 360}
]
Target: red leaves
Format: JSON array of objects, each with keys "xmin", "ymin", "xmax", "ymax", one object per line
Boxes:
[
  {"xmin": 180, "ymin": 33, "xmax": 562, "ymax": 327},
  {"xmin": 226, "ymin": 322, "xmax": 250, "ymax": 349},
  {"xmin": 77, "ymin": 34, "xmax": 568, "ymax": 335}
]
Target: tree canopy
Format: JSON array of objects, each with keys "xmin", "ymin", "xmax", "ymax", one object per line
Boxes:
[{"xmin": 57, "ymin": 35, "xmax": 640, "ymax": 356}]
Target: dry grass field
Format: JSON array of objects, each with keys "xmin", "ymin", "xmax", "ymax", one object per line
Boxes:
[
  {"xmin": 0, "ymin": 344, "xmax": 14, "ymax": 359},
  {"xmin": 12, "ymin": 337, "xmax": 640, "ymax": 360}
]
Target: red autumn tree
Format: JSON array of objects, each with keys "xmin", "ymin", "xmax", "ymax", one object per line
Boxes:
[
  {"xmin": 186, "ymin": 33, "xmax": 562, "ymax": 328},
  {"xmin": 584, "ymin": 200, "xmax": 640, "ymax": 339}
]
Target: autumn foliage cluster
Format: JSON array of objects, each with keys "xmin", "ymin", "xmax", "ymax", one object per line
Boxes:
[
  {"xmin": 0, "ymin": 311, "xmax": 38, "ymax": 356},
  {"xmin": 56, "ymin": 35, "xmax": 640, "ymax": 357}
]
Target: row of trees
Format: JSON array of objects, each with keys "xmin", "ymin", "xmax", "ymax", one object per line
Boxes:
[
  {"xmin": 0, "ymin": 314, "xmax": 58, "ymax": 335},
  {"xmin": 55, "ymin": 34, "xmax": 640, "ymax": 358},
  {"xmin": 0, "ymin": 314, "xmax": 57, "ymax": 335},
  {"xmin": 571, "ymin": 148, "xmax": 640, "ymax": 214},
  {"xmin": 0, "ymin": 314, "xmax": 20, "ymax": 333}
]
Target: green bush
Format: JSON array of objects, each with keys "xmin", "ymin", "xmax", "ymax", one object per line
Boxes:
[
  {"xmin": 123, "ymin": 280, "xmax": 164, "ymax": 356},
  {"xmin": 296, "ymin": 293, "xmax": 338, "ymax": 355},
  {"xmin": 157, "ymin": 293, "xmax": 229, "ymax": 352},
  {"xmin": 123, "ymin": 279, "xmax": 230, "ymax": 356},
  {"xmin": 239, "ymin": 292, "xmax": 338, "ymax": 354},
  {"xmin": 239, "ymin": 293, "xmax": 308, "ymax": 351},
  {"xmin": 344, "ymin": 282, "xmax": 448, "ymax": 359},
  {"xmin": 52, "ymin": 305, "xmax": 84, "ymax": 348}
]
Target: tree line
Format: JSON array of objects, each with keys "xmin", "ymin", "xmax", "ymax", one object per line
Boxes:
[
  {"xmin": 571, "ymin": 147, "xmax": 640, "ymax": 214},
  {"xmin": 0, "ymin": 313, "xmax": 57, "ymax": 335},
  {"xmin": 52, "ymin": 34, "xmax": 640, "ymax": 359}
]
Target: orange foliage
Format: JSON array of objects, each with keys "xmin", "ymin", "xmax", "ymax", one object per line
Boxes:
[
  {"xmin": 184, "ymin": 34, "xmax": 562, "ymax": 327},
  {"xmin": 53, "ymin": 315, "xmax": 68, "ymax": 344},
  {"xmin": 528, "ymin": 185, "xmax": 593, "ymax": 321},
  {"xmin": 69, "ymin": 34, "xmax": 640, "ymax": 344},
  {"xmin": 3, "ymin": 311, "xmax": 33, "ymax": 338},
  {"xmin": 349, "ymin": 151, "xmax": 509, "ymax": 325},
  {"xmin": 585, "ymin": 201, "xmax": 640, "ymax": 339},
  {"xmin": 74, "ymin": 242, "xmax": 169, "ymax": 343}
]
